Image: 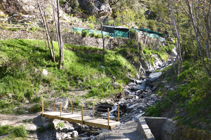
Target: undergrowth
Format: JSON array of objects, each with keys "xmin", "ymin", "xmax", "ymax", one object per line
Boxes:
[
  {"xmin": 0, "ymin": 39, "xmax": 137, "ymax": 113},
  {"xmin": 145, "ymin": 60, "xmax": 211, "ymax": 132}
]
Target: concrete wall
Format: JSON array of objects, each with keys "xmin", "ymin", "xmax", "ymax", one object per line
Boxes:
[{"xmin": 137, "ymin": 117, "xmax": 211, "ymax": 140}]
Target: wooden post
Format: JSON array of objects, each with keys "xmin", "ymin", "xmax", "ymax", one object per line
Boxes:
[
  {"xmin": 42, "ymin": 100, "xmax": 44, "ymax": 116},
  {"xmin": 60, "ymin": 103, "xmax": 62, "ymax": 119},
  {"xmin": 118, "ymin": 105, "xmax": 120, "ymax": 122},
  {"xmin": 93, "ymin": 102, "xmax": 94, "ymax": 118},
  {"xmin": 71, "ymin": 101, "xmax": 73, "ymax": 114},
  {"xmin": 108, "ymin": 108, "xmax": 110, "ymax": 130},
  {"xmin": 82, "ymin": 105, "xmax": 83, "ymax": 124},
  {"xmin": 54, "ymin": 99, "xmax": 55, "ymax": 111}
]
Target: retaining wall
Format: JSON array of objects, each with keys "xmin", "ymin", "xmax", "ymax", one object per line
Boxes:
[{"xmin": 137, "ymin": 117, "xmax": 211, "ymax": 140}]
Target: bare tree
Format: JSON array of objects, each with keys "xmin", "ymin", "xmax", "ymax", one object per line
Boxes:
[
  {"xmin": 51, "ymin": 0, "xmax": 64, "ymax": 69},
  {"xmin": 186, "ymin": 0, "xmax": 210, "ymax": 76},
  {"xmin": 37, "ymin": 0, "xmax": 56, "ymax": 62}
]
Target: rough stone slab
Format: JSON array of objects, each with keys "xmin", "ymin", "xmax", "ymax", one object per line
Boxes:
[
  {"xmin": 133, "ymin": 85, "xmax": 145, "ymax": 91},
  {"xmin": 148, "ymin": 72, "xmax": 162, "ymax": 82}
]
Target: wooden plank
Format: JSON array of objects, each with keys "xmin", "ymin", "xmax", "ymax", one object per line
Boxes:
[{"xmin": 42, "ymin": 111, "xmax": 120, "ymax": 130}]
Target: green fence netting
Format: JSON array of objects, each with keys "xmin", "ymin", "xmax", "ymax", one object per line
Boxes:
[
  {"xmin": 73, "ymin": 27, "xmax": 110, "ymax": 36},
  {"xmin": 112, "ymin": 30, "xmax": 129, "ymax": 38},
  {"xmin": 138, "ymin": 29, "xmax": 165, "ymax": 37},
  {"xmin": 131, "ymin": 28, "xmax": 165, "ymax": 42}
]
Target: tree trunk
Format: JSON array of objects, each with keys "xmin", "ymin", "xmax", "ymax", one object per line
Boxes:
[
  {"xmin": 56, "ymin": 0, "xmax": 64, "ymax": 69},
  {"xmin": 37, "ymin": 1, "xmax": 56, "ymax": 63},
  {"xmin": 101, "ymin": 22, "xmax": 105, "ymax": 63},
  {"xmin": 187, "ymin": 0, "xmax": 210, "ymax": 76}
]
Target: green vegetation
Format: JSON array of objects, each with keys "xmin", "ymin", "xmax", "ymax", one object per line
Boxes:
[
  {"xmin": 145, "ymin": 60, "xmax": 211, "ymax": 131},
  {"xmin": 0, "ymin": 39, "xmax": 137, "ymax": 112},
  {"xmin": 37, "ymin": 125, "xmax": 45, "ymax": 133},
  {"xmin": 82, "ymin": 30, "xmax": 89, "ymax": 37},
  {"xmin": 0, "ymin": 125, "xmax": 27, "ymax": 138},
  {"xmin": 56, "ymin": 122, "xmax": 64, "ymax": 129}
]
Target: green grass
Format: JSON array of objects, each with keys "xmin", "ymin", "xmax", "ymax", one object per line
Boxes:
[
  {"xmin": 145, "ymin": 60, "xmax": 211, "ymax": 132},
  {"xmin": 0, "ymin": 125, "xmax": 27, "ymax": 138},
  {"xmin": 0, "ymin": 39, "xmax": 137, "ymax": 112}
]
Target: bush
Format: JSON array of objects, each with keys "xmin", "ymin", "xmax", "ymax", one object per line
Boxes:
[
  {"xmin": 12, "ymin": 125, "xmax": 27, "ymax": 137},
  {"xmin": 47, "ymin": 123, "xmax": 54, "ymax": 130},
  {"xmin": 29, "ymin": 26, "xmax": 39, "ymax": 32},
  {"xmin": 56, "ymin": 122, "xmax": 64, "ymax": 129},
  {"xmin": 29, "ymin": 104, "xmax": 41, "ymax": 113},
  {"xmin": 90, "ymin": 32, "xmax": 97, "ymax": 37},
  {"xmin": 0, "ymin": 100, "xmax": 8, "ymax": 109},
  {"xmin": 37, "ymin": 125, "xmax": 45, "ymax": 133},
  {"xmin": 82, "ymin": 30, "xmax": 89, "ymax": 37},
  {"xmin": 148, "ymin": 20, "xmax": 157, "ymax": 31},
  {"xmin": 88, "ymin": 23, "xmax": 94, "ymax": 30},
  {"xmin": 0, "ymin": 125, "xmax": 11, "ymax": 136},
  {"xmin": 96, "ymin": 34, "xmax": 102, "ymax": 38},
  {"xmin": 88, "ymin": 15, "xmax": 96, "ymax": 23}
]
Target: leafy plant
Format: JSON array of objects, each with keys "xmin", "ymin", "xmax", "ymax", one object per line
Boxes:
[
  {"xmin": 56, "ymin": 122, "xmax": 64, "ymax": 129},
  {"xmin": 82, "ymin": 30, "xmax": 89, "ymax": 37},
  {"xmin": 12, "ymin": 125, "xmax": 27, "ymax": 137}
]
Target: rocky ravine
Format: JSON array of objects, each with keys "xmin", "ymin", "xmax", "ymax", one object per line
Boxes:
[{"xmin": 0, "ymin": 51, "xmax": 176, "ymax": 140}]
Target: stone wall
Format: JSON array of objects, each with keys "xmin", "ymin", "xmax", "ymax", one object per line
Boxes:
[
  {"xmin": 0, "ymin": 29, "xmax": 164, "ymax": 51},
  {"xmin": 137, "ymin": 117, "xmax": 211, "ymax": 140}
]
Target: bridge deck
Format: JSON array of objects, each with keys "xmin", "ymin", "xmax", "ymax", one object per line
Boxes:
[{"xmin": 42, "ymin": 111, "xmax": 120, "ymax": 130}]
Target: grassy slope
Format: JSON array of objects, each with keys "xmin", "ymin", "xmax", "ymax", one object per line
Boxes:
[
  {"xmin": 0, "ymin": 39, "xmax": 137, "ymax": 114},
  {"xmin": 145, "ymin": 60, "xmax": 211, "ymax": 134}
]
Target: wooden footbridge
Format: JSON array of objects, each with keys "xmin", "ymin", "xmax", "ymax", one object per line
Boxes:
[{"xmin": 41, "ymin": 100, "xmax": 120, "ymax": 130}]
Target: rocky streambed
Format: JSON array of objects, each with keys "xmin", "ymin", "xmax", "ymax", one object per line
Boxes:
[{"xmin": 49, "ymin": 58, "xmax": 175, "ymax": 140}]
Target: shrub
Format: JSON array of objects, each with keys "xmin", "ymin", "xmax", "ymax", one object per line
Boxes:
[
  {"xmin": 37, "ymin": 125, "xmax": 45, "ymax": 133},
  {"xmin": 90, "ymin": 32, "xmax": 97, "ymax": 37},
  {"xmin": 88, "ymin": 15, "xmax": 96, "ymax": 23},
  {"xmin": 29, "ymin": 104, "xmax": 41, "ymax": 113},
  {"xmin": 148, "ymin": 20, "xmax": 157, "ymax": 31},
  {"xmin": 12, "ymin": 125, "xmax": 27, "ymax": 137},
  {"xmin": 29, "ymin": 26, "xmax": 38, "ymax": 32},
  {"xmin": 88, "ymin": 23, "xmax": 94, "ymax": 30},
  {"xmin": 0, "ymin": 100, "xmax": 8, "ymax": 109},
  {"xmin": 47, "ymin": 123, "xmax": 54, "ymax": 130},
  {"xmin": 76, "ymin": 31, "xmax": 81, "ymax": 35},
  {"xmin": 96, "ymin": 34, "xmax": 102, "ymax": 38},
  {"xmin": 82, "ymin": 30, "xmax": 89, "ymax": 37},
  {"xmin": 32, "ymin": 97, "xmax": 41, "ymax": 103},
  {"xmin": 0, "ymin": 125, "xmax": 11, "ymax": 136},
  {"xmin": 56, "ymin": 122, "xmax": 64, "ymax": 129}
]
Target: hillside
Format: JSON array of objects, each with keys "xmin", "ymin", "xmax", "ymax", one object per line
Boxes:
[{"xmin": 0, "ymin": 0, "xmax": 211, "ymax": 139}]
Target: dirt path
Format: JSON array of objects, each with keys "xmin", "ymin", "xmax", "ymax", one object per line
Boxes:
[
  {"xmin": 96, "ymin": 121, "xmax": 144, "ymax": 140},
  {"xmin": 0, "ymin": 112, "xmax": 143, "ymax": 140}
]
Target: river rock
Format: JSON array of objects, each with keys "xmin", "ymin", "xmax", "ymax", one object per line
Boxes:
[
  {"xmin": 72, "ymin": 130, "xmax": 78, "ymax": 138},
  {"xmin": 133, "ymin": 85, "xmax": 145, "ymax": 91},
  {"xmin": 149, "ymin": 72, "xmax": 162, "ymax": 81},
  {"xmin": 55, "ymin": 97, "xmax": 69, "ymax": 110}
]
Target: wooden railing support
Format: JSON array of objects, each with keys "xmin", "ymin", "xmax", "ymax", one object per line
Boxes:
[
  {"xmin": 60, "ymin": 103, "xmax": 62, "ymax": 119},
  {"xmin": 71, "ymin": 101, "xmax": 73, "ymax": 114},
  {"xmin": 42, "ymin": 100, "xmax": 44, "ymax": 116},
  {"xmin": 93, "ymin": 102, "xmax": 95, "ymax": 118},
  {"xmin": 108, "ymin": 108, "xmax": 110, "ymax": 130},
  {"xmin": 118, "ymin": 105, "xmax": 120, "ymax": 122},
  {"xmin": 82, "ymin": 105, "xmax": 84, "ymax": 124},
  {"xmin": 54, "ymin": 98, "xmax": 55, "ymax": 111}
]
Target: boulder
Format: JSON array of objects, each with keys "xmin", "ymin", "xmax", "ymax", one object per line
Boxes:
[
  {"xmin": 148, "ymin": 72, "xmax": 162, "ymax": 82},
  {"xmin": 55, "ymin": 97, "xmax": 69, "ymax": 110}
]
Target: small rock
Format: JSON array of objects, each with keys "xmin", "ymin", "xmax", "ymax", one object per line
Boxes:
[
  {"xmin": 0, "ymin": 122, "xmax": 6, "ymax": 126},
  {"xmin": 42, "ymin": 69, "xmax": 48, "ymax": 76},
  {"xmin": 72, "ymin": 130, "xmax": 78, "ymax": 138},
  {"xmin": 55, "ymin": 97, "xmax": 69, "ymax": 110}
]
